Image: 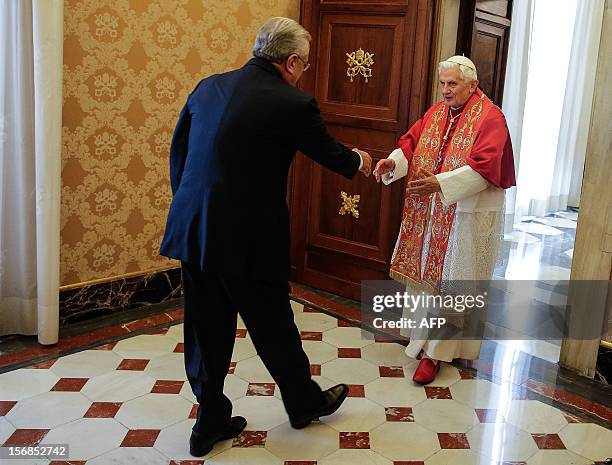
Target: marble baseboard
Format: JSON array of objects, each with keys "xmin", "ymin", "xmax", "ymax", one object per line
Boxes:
[{"xmin": 60, "ymin": 267, "xmax": 182, "ymax": 326}]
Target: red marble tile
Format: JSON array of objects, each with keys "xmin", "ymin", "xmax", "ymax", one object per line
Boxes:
[
  {"xmin": 310, "ymin": 364, "xmax": 321, "ymax": 376},
  {"xmin": 437, "ymin": 432, "xmax": 470, "ymax": 449},
  {"xmin": 0, "ymin": 401, "xmax": 18, "ymax": 416},
  {"xmin": 174, "ymin": 343, "xmax": 184, "ymax": 353},
  {"xmin": 169, "ymin": 461, "xmax": 205, "ymax": 465},
  {"xmin": 236, "ymin": 329, "xmax": 247, "ymax": 338},
  {"xmin": 385, "ymin": 407, "xmax": 414, "ymax": 422},
  {"xmin": 458, "ymin": 369, "xmax": 477, "ymax": 380},
  {"xmin": 347, "ymin": 384, "xmax": 365, "ymax": 397},
  {"xmin": 121, "ymin": 313, "xmax": 176, "ymax": 332},
  {"xmin": 338, "ymin": 319, "xmax": 355, "ymax": 327},
  {"xmin": 117, "ymin": 358, "xmax": 149, "ymax": 370},
  {"xmin": 247, "ymin": 383, "xmax": 275, "ymax": 396},
  {"xmin": 290, "ymin": 288, "xmax": 362, "ymax": 322},
  {"xmin": 120, "ymin": 429, "xmax": 161, "ymax": 447},
  {"xmin": 302, "ymin": 306, "xmax": 320, "ymax": 313},
  {"xmin": 379, "ymin": 366, "xmax": 405, "ymax": 378},
  {"xmin": 51, "ymin": 377, "xmax": 88, "ymax": 392},
  {"xmin": 146, "ymin": 327, "xmax": 169, "ymax": 335},
  {"xmin": 3, "ymin": 429, "xmax": 49, "ymax": 446},
  {"xmin": 189, "ymin": 404, "xmax": 198, "ymax": 419},
  {"xmin": 228, "ymin": 362, "xmax": 236, "ymax": 374},
  {"xmin": 339, "ymin": 431, "xmax": 370, "ymax": 449},
  {"xmin": 475, "ymin": 408, "xmax": 504, "ymax": 423},
  {"xmin": 589, "ymin": 401, "xmax": 612, "ymax": 424},
  {"xmin": 96, "ymin": 341, "xmax": 118, "ymax": 350},
  {"xmin": 151, "ymin": 380, "xmax": 184, "ymax": 394},
  {"xmin": 28, "ymin": 358, "xmax": 58, "ymax": 369},
  {"xmin": 562, "ymin": 412, "xmax": 590, "ymax": 423},
  {"xmin": 374, "ymin": 334, "xmax": 399, "ymax": 343},
  {"xmin": 84, "ymin": 402, "xmax": 122, "ymax": 418},
  {"xmin": 300, "ymin": 331, "xmax": 323, "ymax": 341},
  {"xmin": 425, "ymin": 387, "xmax": 452, "ymax": 399},
  {"xmin": 338, "ymin": 348, "xmax": 361, "ymax": 358},
  {"xmin": 532, "ymin": 433, "xmax": 565, "ymax": 450},
  {"xmin": 232, "ymin": 430, "xmax": 267, "ymax": 447},
  {"xmin": 49, "ymin": 461, "xmax": 87, "ymax": 465}
]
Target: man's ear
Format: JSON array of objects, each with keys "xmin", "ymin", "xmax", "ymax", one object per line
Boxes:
[{"xmin": 471, "ymin": 79, "xmax": 480, "ymax": 92}]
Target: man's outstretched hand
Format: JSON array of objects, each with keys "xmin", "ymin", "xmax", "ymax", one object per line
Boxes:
[
  {"xmin": 353, "ymin": 148, "xmax": 372, "ymax": 177},
  {"xmin": 373, "ymin": 159, "xmax": 396, "ymax": 183},
  {"xmin": 406, "ymin": 168, "xmax": 441, "ymax": 196}
]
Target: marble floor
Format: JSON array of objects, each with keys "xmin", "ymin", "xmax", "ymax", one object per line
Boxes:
[{"xmin": 1, "ymin": 300, "xmax": 611, "ymax": 465}]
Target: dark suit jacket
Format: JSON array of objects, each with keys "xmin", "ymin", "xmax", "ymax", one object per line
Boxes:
[{"xmin": 160, "ymin": 57, "xmax": 360, "ymax": 280}]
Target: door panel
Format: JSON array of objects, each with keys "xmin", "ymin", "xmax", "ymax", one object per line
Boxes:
[{"xmin": 291, "ymin": 0, "xmax": 435, "ymax": 300}]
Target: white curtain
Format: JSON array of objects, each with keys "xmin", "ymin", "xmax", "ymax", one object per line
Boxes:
[
  {"xmin": 502, "ymin": 0, "xmax": 604, "ymax": 227},
  {"xmin": 0, "ymin": 0, "xmax": 63, "ymax": 344}
]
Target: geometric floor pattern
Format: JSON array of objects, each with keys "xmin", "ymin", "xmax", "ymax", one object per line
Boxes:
[{"xmin": 1, "ymin": 301, "xmax": 610, "ymax": 464}]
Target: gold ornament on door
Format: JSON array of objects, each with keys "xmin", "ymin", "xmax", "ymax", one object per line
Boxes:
[
  {"xmin": 339, "ymin": 191, "xmax": 360, "ymax": 218},
  {"xmin": 346, "ymin": 48, "xmax": 374, "ymax": 83}
]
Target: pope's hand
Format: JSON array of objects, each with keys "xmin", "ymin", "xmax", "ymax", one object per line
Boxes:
[
  {"xmin": 373, "ymin": 159, "xmax": 395, "ymax": 183},
  {"xmin": 354, "ymin": 148, "xmax": 372, "ymax": 177},
  {"xmin": 406, "ymin": 168, "xmax": 441, "ymax": 196}
]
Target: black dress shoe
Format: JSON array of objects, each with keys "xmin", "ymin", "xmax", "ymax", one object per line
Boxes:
[
  {"xmin": 289, "ymin": 384, "xmax": 349, "ymax": 429},
  {"xmin": 189, "ymin": 415, "xmax": 247, "ymax": 457}
]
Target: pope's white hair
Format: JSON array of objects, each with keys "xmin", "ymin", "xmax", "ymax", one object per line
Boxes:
[
  {"xmin": 253, "ymin": 17, "xmax": 311, "ymax": 62},
  {"xmin": 438, "ymin": 60, "xmax": 478, "ymax": 82}
]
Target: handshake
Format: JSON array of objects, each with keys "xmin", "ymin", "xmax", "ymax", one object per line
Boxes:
[{"xmin": 352, "ymin": 148, "xmax": 396, "ymax": 182}]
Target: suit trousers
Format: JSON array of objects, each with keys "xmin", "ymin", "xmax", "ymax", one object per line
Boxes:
[{"xmin": 181, "ymin": 261, "xmax": 325, "ymax": 433}]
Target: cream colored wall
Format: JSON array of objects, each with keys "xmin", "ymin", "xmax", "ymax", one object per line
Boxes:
[{"xmin": 60, "ymin": 0, "xmax": 300, "ymax": 286}]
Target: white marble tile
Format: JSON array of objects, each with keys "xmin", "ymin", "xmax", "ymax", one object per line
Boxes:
[
  {"xmin": 533, "ymin": 216, "xmax": 577, "ymax": 229},
  {"xmin": 209, "ymin": 447, "xmax": 283, "ymax": 465},
  {"xmin": 0, "ymin": 369, "xmax": 59, "ymax": 401},
  {"xmin": 450, "ymin": 380, "xmax": 506, "ymax": 409},
  {"xmin": 178, "ymin": 380, "xmax": 196, "ymax": 403},
  {"xmin": 115, "ymin": 392, "xmax": 192, "ymax": 429},
  {"xmin": 503, "ymin": 231, "xmax": 541, "ymax": 244},
  {"xmin": 0, "ymin": 459, "xmax": 49, "ymax": 465},
  {"xmin": 231, "ymin": 337, "xmax": 257, "ymax": 362},
  {"xmin": 506, "ymin": 400, "xmax": 569, "ymax": 433},
  {"xmin": 467, "ymin": 423, "xmax": 539, "ymax": 463},
  {"xmin": 294, "ymin": 311, "xmax": 338, "ymax": 332},
  {"xmin": 290, "ymin": 300, "xmax": 305, "ymax": 313},
  {"xmin": 113, "ymin": 334, "xmax": 179, "ymax": 359},
  {"xmin": 526, "ymin": 450, "xmax": 592, "ymax": 465},
  {"xmin": 423, "ymin": 363, "xmax": 461, "ymax": 387},
  {"xmin": 81, "ymin": 370, "xmax": 156, "ymax": 402},
  {"xmin": 370, "ymin": 422, "xmax": 440, "ymax": 461},
  {"xmin": 323, "ymin": 327, "xmax": 374, "ymax": 348},
  {"xmin": 6, "ymin": 392, "xmax": 91, "ymax": 429},
  {"xmin": 86, "ymin": 446, "xmax": 170, "ymax": 465},
  {"xmin": 425, "ymin": 450, "xmax": 497, "ymax": 465},
  {"xmin": 361, "ymin": 342, "xmax": 413, "ymax": 367},
  {"xmin": 232, "ymin": 395, "xmax": 287, "ymax": 431},
  {"xmin": 320, "ymin": 397, "xmax": 386, "ymax": 432},
  {"xmin": 321, "ymin": 449, "xmax": 393, "ymax": 465},
  {"xmin": 321, "ymin": 358, "xmax": 379, "ymax": 385},
  {"xmin": 558, "ymin": 423, "xmax": 612, "ymax": 462},
  {"xmin": 224, "ymin": 374, "xmax": 249, "ymax": 400},
  {"xmin": 365, "ymin": 377, "xmax": 427, "ymax": 408},
  {"xmin": 536, "ymin": 265, "xmax": 571, "ymax": 281},
  {"xmin": 412, "ymin": 399, "xmax": 479, "ymax": 433},
  {"xmin": 0, "ymin": 416, "xmax": 16, "ymax": 445},
  {"xmin": 50, "ymin": 350, "xmax": 121, "ymax": 377},
  {"xmin": 144, "ymin": 353, "xmax": 188, "ymax": 380},
  {"xmin": 302, "ymin": 340, "xmax": 338, "ymax": 364},
  {"xmin": 554, "ymin": 211, "xmax": 578, "ymax": 221},
  {"xmin": 155, "ymin": 418, "xmax": 230, "ymax": 461},
  {"xmin": 514, "ymin": 222, "xmax": 564, "ymax": 236},
  {"xmin": 42, "ymin": 418, "xmax": 127, "ymax": 460},
  {"xmin": 265, "ymin": 421, "xmax": 339, "ymax": 461},
  {"xmin": 165, "ymin": 323, "xmax": 184, "ymax": 342},
  {"xmin": 234, "ymin": 356, "xmax": 274, "ymax": 383}
]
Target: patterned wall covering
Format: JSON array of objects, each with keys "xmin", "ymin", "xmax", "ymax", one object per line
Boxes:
[{"xmin": 61, "ymin": 0, "xmax": 299, "ymax": 286}]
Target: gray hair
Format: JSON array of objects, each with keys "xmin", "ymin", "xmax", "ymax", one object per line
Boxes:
[
  {"xmin": 438, "ymin": 61, "xmax": 478, "ymax": 82},
  {"xmin": 253, "ymin": 17, "xmax": 311, "ymax": 62}
]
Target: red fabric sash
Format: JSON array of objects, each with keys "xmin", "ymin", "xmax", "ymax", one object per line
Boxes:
[{"xmin": 390, "ymin": 90, "xmax": 492, "ymax": 289}]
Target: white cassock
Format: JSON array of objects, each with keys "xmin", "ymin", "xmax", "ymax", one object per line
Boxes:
[{"xmin": 382, "ymin": 148, "xmax": 504, "ymax": 362}]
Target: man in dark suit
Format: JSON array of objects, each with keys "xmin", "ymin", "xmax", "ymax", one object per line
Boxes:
[{"xmin": 160, "ymin": 17, "xmax": 372, "ymax": 457}]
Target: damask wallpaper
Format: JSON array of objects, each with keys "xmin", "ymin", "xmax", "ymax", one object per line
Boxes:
[{"xmin": 60, "ymin": 0, "xmax": 300, "ymax": 286}]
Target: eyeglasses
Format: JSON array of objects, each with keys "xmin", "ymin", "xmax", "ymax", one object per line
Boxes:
[{"xmin": 295, "ymin": 55, "xmax": 310, "ymax": 71}]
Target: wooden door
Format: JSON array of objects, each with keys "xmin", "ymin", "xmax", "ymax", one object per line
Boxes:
[
  {"xmin": 457, "ymin": 0, "xmax": 513, "ymax": 105},
  {"xmin": 290, "ymin": 0, "xmax": 435, "ymax": 300}
]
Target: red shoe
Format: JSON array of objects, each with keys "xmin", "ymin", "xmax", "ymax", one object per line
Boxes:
[{"xmin": 412, "ymin": 358, "xmax": 440, "ymax": 385}]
